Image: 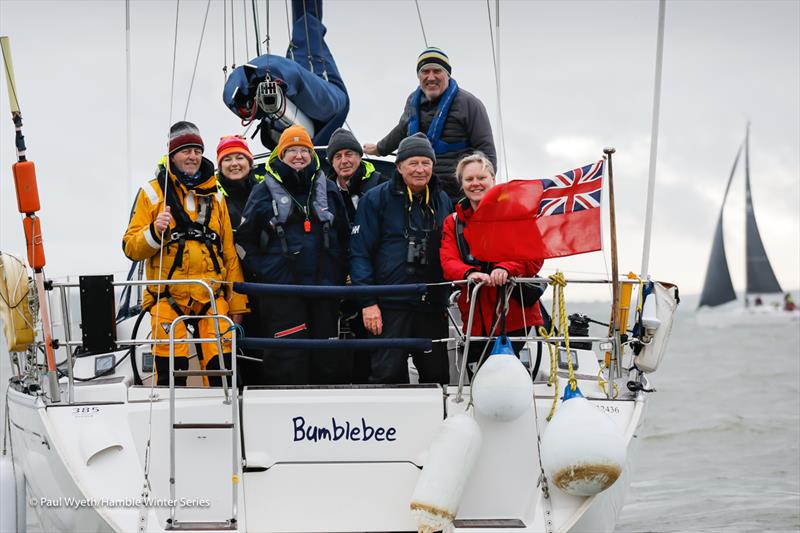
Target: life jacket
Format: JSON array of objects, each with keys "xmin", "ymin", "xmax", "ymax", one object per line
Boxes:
[
  {"xmin": 407, "ymin": 78, "xmax": 468, "ymax": 155},
  {"xmin": 261, "ymin": 150, "xmax": 335, "ymax": 256}
]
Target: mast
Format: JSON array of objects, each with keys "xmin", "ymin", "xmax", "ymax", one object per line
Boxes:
[
  {"xmin": 744, "ymin": 124, "xmax": 783, "ymax": 296},
  {"xmin": 640, "ymin": 0, "xmax": 666, "ymax": 278}
]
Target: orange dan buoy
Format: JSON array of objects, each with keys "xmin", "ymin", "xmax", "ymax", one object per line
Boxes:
[
  {"xmin": 22, "ymin": 215, "xmax": 45, "ymax": 269},
  {"xmin": 13, "ymin": 160, "xmax": 40, "ymax": 214}
]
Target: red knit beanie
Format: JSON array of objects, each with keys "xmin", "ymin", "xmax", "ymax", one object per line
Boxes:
[{"xmin": 216, "ymin": 135, "xmax": 254, "ymax": 166}]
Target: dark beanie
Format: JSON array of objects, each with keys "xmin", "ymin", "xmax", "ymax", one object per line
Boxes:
[
  {"xmin": 168, "ymin": 121, "xmax": 204, "ymax": 155},
  {"xmin": 396, "ymin": 132, "xmax": 436, "ymax": 164},
  {"xmin": 326, "ymin": 128, "xmax": 363, "ymax": 162},
  {"xmin": 416, "ymin": 47, "xmax": 451, "ymax": 75}
]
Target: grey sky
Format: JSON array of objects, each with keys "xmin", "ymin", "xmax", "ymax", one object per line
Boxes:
[{"xmin": 1, "ymin": 0, "xmax": 798, "ymax": 300}]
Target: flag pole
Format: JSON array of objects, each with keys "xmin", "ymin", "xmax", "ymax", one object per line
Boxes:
[{"xmin": 604, "ymin": 147, "xmax": 621, "ymax": 382}]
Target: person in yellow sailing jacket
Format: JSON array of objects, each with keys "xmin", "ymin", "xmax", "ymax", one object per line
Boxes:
[{"xmin": 123, "ymin": 121, "xmax": 248, "ymax": 386}]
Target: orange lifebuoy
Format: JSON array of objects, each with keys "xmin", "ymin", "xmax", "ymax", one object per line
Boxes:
[{"xmin": 13, "ymin": 160, "xmax": 40, "ymax": 214}]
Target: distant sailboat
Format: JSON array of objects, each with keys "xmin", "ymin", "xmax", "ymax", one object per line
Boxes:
[{"xmin": 698, "ymin": 125, "xmax": 798, "ymax": 324}]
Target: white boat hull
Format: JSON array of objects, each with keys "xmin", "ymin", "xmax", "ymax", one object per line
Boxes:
[
  {"xmin": 696, "ymin": 306, "xmax": 800, "ymax": 327},
  {"xmin": 6, "ymin": 377, "xmax": 646, "ymax": 533}
]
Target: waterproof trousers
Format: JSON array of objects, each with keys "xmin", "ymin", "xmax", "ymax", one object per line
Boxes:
[
  {"xmin": 368, "ymin": 307, "xmax": 450, "ymax": 385},
  {"xmin": 151, "ymin": 297, "xmax": 233, "ymax": 386},
  {"xmin": 257, "ymin": 296, "xmax": 352, "ymax": 385}
]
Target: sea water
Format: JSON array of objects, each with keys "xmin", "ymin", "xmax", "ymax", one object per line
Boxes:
[{"xmin": 2, "ymin": 305, "xmax": 798, "ymax": 532}]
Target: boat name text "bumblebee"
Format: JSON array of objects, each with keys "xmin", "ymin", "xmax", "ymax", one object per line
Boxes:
[{"xmin": 292, "ymin": 416, "xmax": 397, "ymax": 442}]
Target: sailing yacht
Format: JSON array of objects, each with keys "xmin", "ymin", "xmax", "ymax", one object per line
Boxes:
[
  {"xmin": 1, "ymin": 2, "xmax": 681, "ymax": 532},
  {"xmin": 697, "ymin": 126, "xmax": 799, "ymax": 326}
]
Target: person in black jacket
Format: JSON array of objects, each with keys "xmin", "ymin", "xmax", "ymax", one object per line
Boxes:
[
  {"xmin": 236, "ymin": 125, "xmax": 352, "ymax": 385},
  {"xmin": 216, "ymin": 135, "xmax": 263, "ymax": 230},
  {"xmin": 350, "ymin": 133, "xmax": 454, "ymax": 385},
  {"xmin": 215, "ymin": 135, "xmax": 265, "ymax": 386},
  {"xmin": 326, "ymin": 128, "xmax": 387, "ymax": 223},
  {"xmin": 326, "ymin": 128, "xmax": 388, "ymax": 382}
]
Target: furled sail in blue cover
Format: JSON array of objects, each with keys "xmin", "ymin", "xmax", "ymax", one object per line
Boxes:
[{"xmin": 223, "ymin": 0, "xmax": 348, "ymax": 147}]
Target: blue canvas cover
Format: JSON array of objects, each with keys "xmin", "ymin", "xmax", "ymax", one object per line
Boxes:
[{"xmin": 223, "ymin": 0, "xmax": 348, "ymax": 145}]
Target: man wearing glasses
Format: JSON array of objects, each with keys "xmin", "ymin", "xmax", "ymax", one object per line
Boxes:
[
  {"xmin": 349, "ymin": 133, "xmax": 454, "ymax": 385},
  {"xmin": 236, "ymin": 125, "xmax": 352, "ymax": 385}
]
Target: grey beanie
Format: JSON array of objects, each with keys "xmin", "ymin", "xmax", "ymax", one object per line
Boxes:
[
  {"xmin": 327, "ymin": 128, "xmax": 363, "ymax": 162},
  {"xmin": 396, "ymin": 132, "xmax": 436, "ymax": 164}
]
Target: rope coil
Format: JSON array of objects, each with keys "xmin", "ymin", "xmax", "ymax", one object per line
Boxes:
[{"xmin": 537, "ymin": 272, "xmax": 576, "ymax": 421}]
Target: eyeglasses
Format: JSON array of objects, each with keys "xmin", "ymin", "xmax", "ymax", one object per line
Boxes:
[{"xmin": 285, "ymin": 147, "xmax": 312, "ymax": 156}]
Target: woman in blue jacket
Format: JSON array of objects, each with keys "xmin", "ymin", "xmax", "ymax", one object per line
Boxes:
[{"xmin": 237, "ymin": 125, "xmax": 351, "ymax": 385}]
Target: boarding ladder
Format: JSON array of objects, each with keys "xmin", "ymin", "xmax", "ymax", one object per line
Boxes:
[{"xmin": 166, "ymin": 313, "xmax": 239, "ymax": 531}]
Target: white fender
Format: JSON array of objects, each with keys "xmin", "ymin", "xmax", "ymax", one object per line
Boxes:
[
  {"xmin": 634, "ymin": 281, "xmax": 679, "ymax": 373},
  {"xmin": 1, "ymin": 454, "xmax": 18, "ymax": 533},
  {"xmin": 540, "ymin": 392, "xmax": 626, "ymax": 496},
  {"xmin": 472, "ymin": 352, "xmax": 533, "ymax": 422},
  {"xmin": 410, "ymin": 413, "xmax": 482, "ymax": 533}
]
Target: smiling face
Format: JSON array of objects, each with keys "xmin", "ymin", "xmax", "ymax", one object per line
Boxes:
[
  {"xmin": 281, "ymin": 146, "xmax": 313, "ymax": 171},
  {"xmin": 461, "ymin": 161, "xmax": 495, "ymax": 209},
  {"xmin": 418, "ymin": 65, "xmax": 449, "ymax": 100},
  {"xmin": 331, "ymin": 149, "xmax": 362, "ymax": 182},
  {"xmin": 397, "ymin": 156, "xmax": 433, "ymax": 194},
  {"xmin": 219, "ymin": 153, "xmax": 252, "ymax": 181},
  {"xmin": 171, "ymin": 147, "xmax": 203, "ymax": 176}
]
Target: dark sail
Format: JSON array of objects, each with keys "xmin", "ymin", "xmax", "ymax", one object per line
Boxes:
[
  {"xmin": 698, "ymin": 145, "xmax": 741, "ymax": 308},
  {"xmin": 744, "ymin": 126, "xmax": 783, "ymax": 295}
]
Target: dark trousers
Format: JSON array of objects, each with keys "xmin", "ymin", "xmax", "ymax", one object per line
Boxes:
[
  {"xmin": 258, "ymin": 296, "xmax": 353, "ymax": 385},
  {"xmin": 237, "ymin": 299, "xmax": 264, "ymax": 387},
  {"xmin": 368, "ymin": 307, "xmax": 450, "ymax": 385}
]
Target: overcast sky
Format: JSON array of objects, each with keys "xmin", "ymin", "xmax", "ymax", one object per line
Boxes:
[{"xmin": 1, "ymin": 0, "xmax": 798, "ymax": 301}]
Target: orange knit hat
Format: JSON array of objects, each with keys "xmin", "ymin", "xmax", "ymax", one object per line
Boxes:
[
  {"xmin": 275, "ymin": 125, "xmax": 314, "ymax": 158},
  {"xmin": 216, "ymin": 135, "xmax": 253, "ymax": 166}
]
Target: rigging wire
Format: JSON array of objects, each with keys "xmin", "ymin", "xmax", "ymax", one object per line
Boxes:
[
  {"xmin": 125, "ymin": 0, "xmax": 132, "ymax": 202},
  {"xmin": 313, "ymin": 0, "xmax": 328, "ymax": 80},
  {"xmin": 142, "ymin": 0, "xmax": 184, "ymax": 518},
  {"xmin": 414, "ymin": 0, "xmax": 429, "ymax": 47},
  {"xmin": 168, "ymin": 0, "xmax": 180, "ymax": 125},
  {"xmin": 252, "ymin": 0, "xmax": 262, "ymax": 56},
  {"xmin": 486, "ymin": 0, "xmax": 510, "ymax": 181},
  {"xmin": 242, "ymin": 0, "xmax": 251, "ymax": 59},
  {"xmin": 284, "ymin": 0, "xmax": 294, "ymax": 60},
  {"xmin": 223, "ymin": 0, "xmax": 229, "ymax": 81},
  {"xmin": 231, "ymin": 0, "xmax": 237, "ymax": 68},
  {"xmin": 264, "ymin": 0, "xmax": 271, "ymax": 56},
  {"xmin": 183, "ymin": 0, "xmax": 212, "ymax": 120},
  {"xmin": 301, "ymin": 0, "xmax": 314, "ymax": 72}
]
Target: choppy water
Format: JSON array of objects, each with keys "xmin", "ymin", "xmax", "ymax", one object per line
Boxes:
[
  {"xmin": 2, "ymin": 305, "xmax": 799, "ymax": 532},
  {"xmin": 616, "ymin": 309, "xmax": 800, "ymax": 533}
]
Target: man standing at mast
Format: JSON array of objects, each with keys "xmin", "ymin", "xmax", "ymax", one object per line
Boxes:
[{"xmin": 363, "ymin": 47, "xmax": 496, "ymax": 201}]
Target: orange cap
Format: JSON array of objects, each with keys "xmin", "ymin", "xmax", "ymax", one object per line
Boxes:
[{"xmin": 275, "ymin": 125, "xmax": 314, "ymax": 158}]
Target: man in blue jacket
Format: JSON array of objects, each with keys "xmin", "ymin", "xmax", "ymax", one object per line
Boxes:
[{"xmin": 350, "ymin": 133, "xmax": 454, "ymax": 385}]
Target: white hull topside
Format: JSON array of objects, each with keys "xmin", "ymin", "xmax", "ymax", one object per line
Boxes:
[
  {"xmin": 6, "ymin": 374, "xmax": 645, "ymax": 533},
  {"xmin": 696, "ymin": 305, "xmax": 800, "ymax": 327}
]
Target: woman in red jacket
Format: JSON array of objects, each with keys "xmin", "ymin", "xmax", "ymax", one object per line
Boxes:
[{"xmin": 440, "ymin": 152, "xmax": 544, "ymax": 377}]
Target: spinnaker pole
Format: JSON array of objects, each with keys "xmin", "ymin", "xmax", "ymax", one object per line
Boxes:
[
  {"xmin": 1, "ymin": 36, "xmax": 61, "ymax": 402},
  {"xmin": 640, "ymin": 0, "xmax": 666, "ymax": 278}
]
